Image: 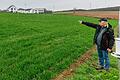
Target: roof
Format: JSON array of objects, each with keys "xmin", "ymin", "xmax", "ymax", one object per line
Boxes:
[
  {"xmin": 18, "ymin": 8, "xmax": 25, "ymax": 10},
  {"xmin": 25, "ymin": 9, "xmax": 32, "ymax": 11},
  {"xmin": 18, "ymin": 8, "xmax": 32, "ymax": 11},
  {"xmin": 7, "ymin": 5, "xmax": 16, "ymax": 10}
]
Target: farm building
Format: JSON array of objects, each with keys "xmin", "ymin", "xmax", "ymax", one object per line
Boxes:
[
  {"xmin": 32, "ymin": 8, "xmax": 47, "ymax": 14},
  {"xmin": 17, "ymin": 8, "xmax": 32, "ymax": 13},
  {"xmin": 17, "ymin": 8, "xmax": 47, "ymax": 14},
  {"xmin": 25, "ymin": 9, "xmax": 33, "ymax": 13},
  {"xmin": 6, "ymin": 5, "xmax": 52, "ymax": 14},
  {"xmin": 18, "ymin": 8, "xmax": 47, "ymax": 14},
  {"xmin": 17, "ymin": 8, "xmax": 25, "ymax": 13},
  {"xmin": 7, "ymin": 5, "xmax": 17, "ymax": 13}
]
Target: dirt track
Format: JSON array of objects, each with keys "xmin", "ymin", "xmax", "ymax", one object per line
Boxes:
[
  {"xmin": 72, "ymin": 11, "xmax": 119, "ymax": 19},
  {"xmin": 52, "ymin": 46, "xmax": 96, "ymax": 80}
]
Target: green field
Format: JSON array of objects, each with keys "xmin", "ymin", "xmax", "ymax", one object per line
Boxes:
[
  {"xmin": 66, "ymin": 53, "xmax": 119, "ymax": 80},
  {"xmin": 0, "ymin": 13, "xmax": 118, "ymax": 80}
]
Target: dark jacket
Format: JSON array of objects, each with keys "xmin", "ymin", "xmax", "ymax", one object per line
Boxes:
[{"xmin": 82, "ymin": 21, "xmax": 115, "ymax": 50}]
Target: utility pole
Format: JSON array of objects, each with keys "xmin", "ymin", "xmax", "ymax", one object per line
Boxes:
[
  {"xmin": 24, "ymin": 0, "xmax": 27, "ymax": 9},
  {"xmin": 52, "ymin": 4, "xmax": 55, "ymax": 12},
  {"xmin": 89, "ymin": 2, "xmax": 92, "ymax": 9},
  {"xmin": 24, "ymin": 3, "xmax": 27, "ymax": 9},
  {"xmin": 73, "ymin": 8, "xmax": 76, "ymax": 13}
]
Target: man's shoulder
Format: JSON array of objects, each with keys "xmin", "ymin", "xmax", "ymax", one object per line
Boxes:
[
  {"xmin": 107, "ymin": 27, "xmax": 114, "ymax": 32},
  {"xmin": 106, "ymin": 27, "xmax": 114, "ymax": 36}
]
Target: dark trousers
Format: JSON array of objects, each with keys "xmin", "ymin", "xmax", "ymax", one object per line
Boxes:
[{"xmin": 97, "ymin": 46, "xmax": 110, "ymax": 69}]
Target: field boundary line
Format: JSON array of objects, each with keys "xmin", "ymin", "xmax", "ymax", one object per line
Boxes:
[{"xmin": 52, "ymin": 45, "xmax": 96, "ymax": 80}]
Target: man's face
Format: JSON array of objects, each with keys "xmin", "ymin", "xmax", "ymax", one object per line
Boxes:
[{"xmin": 99, "ymin": 21, "xmax": 108, "ymax": 27}]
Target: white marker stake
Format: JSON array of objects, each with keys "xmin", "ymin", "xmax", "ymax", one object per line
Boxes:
[
  {"xmin": 119, "ymin": 8, "xmax": 120, "ymax": 38},
  {"xmin": 118, "ymin": 59, "xmax": 120, "ymax": 80},
  {"xmin": 116, "ymin": 8, "xmax": 120, "ymax": 80},
  {"xmin": 118, "ymin": 8, "xmax": 120, "ymax": 80},
  {"xmin": 111, "ymin": 8, "xmax": 120, "ymax": 80}
]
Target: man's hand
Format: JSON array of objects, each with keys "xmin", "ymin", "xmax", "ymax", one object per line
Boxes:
[
  {"xmin": 107, "ymin": 48, "xmax": 112, "ymax": 53},
  {"xmin": 78, "ymin": 20, "xmax": 83, "ymax": 24}
]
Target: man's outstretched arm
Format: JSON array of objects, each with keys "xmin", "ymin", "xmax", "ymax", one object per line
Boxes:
[{"xmin": 79, "ymin": 21, "xmax": 99, "ymax": 29}]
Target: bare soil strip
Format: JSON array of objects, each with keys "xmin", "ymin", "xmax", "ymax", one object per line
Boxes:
[
  {"xmin": 71, "ymin": 11, "xmax": 119, "ymax": 19},
  {"xmin": 52, "ymin": 46, "xmax": 96, "ymax": 80}
]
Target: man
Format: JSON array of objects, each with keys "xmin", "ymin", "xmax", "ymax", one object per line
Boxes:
[{"xmin": 79, "ymin": 18, "xmax": 115, "ymax": 71}]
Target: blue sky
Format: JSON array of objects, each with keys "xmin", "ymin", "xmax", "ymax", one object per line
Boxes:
[{"xmin": 0, "ymin": 0, "xmax": 120, "ymax": 11}]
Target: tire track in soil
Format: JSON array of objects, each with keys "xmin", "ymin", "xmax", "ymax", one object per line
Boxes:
[{"xmin": 52, "ymin": 46, "xmax": 96, "ymax": 80}]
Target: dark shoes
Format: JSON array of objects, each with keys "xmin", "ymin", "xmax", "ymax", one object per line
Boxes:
[
  {"xmin": 96, "ymin": 66, "xmax": 110, "ymax": 72},
  {"xmin": 96, "ymin": 66, "xmax": 104, "ymax": 70}
]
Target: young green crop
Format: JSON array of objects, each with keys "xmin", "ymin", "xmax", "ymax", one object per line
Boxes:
[
  {"xmin": 0, "ymin": 12, "xmax": 118, "ymax": 80},
  {"xmin": 65, "ymin": 53, "xmax": 119, "ymax": 80}
]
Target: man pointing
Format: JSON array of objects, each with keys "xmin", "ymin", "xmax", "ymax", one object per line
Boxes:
[{"xmin": 79, "ymin": 18, "xmax": 115, "ymax": 71}]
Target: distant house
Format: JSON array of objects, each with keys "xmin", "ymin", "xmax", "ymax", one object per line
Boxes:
[{"xmin": 7, "ymin": 5, "xmax": 17, "ymax": 13}]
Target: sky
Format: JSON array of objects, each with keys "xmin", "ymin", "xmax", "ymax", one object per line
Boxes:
[{"xmin": 0, "ymin": 0, "xmax": 120, "ymax": 11}]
